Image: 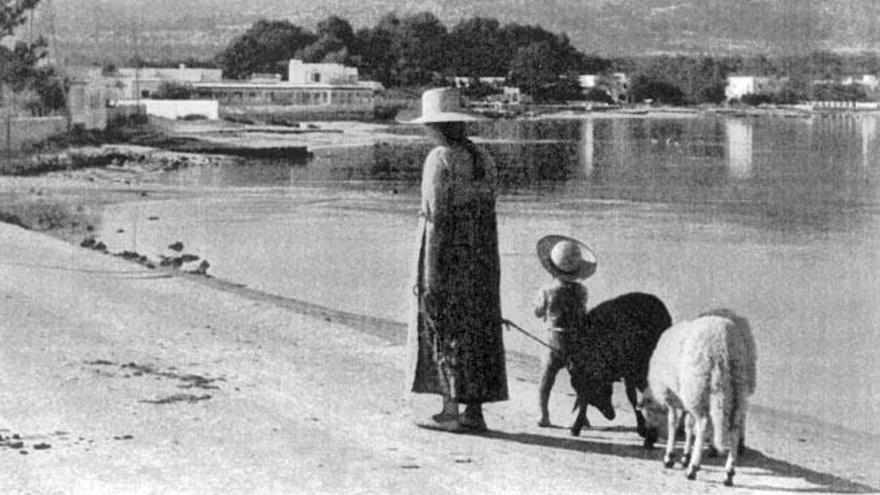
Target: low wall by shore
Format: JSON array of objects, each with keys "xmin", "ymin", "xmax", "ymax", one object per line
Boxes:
[
  {"xmin": 1, "ymin": 116, "xmax": 67, "ymax": 152},
  {"xmin": 221, "ymin": 104, "xmax": 375, "ymax": 122}
]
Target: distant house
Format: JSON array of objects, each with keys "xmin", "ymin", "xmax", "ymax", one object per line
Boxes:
[
  {"xmin": 578, "ymin": 75, "xmax": 599, "ymax": 90},
  {"xmin": 191, "ymin": 59, "xmax": 380, "ymax": 119},
  {"xmin": 579, "ymin": 73, "xmax": 629, "ymax": 103},
  {"xmin": 107, "ymin": 65, "xmax": 223, "ymax": 101},
  {"xmin": 451, "ymin": 76, "xmax": 507, "ymax": 89},
  {"xmin": 288, "ymin": 60, "xmax": 358, "ymax": 84},
  {"xmin": 486, "ymin": 86, "xmax": 526, "ymax": 105},
  {"xmin": 725, "ymin": 75, "xmax": 783, "ymax": 101},
  {"xmin": 841, "ymin": 74, "xmax": 879, "ymax": 91}
]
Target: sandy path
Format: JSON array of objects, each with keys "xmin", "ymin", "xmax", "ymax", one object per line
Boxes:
[{"xmin": 0, "ymin": 221, "xmax": 877, "ymax": 494}]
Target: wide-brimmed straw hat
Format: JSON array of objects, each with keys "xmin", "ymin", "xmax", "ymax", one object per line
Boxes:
[
  {"xmin": 408, "ymin": 87, "xmax": 485, "ymax": 124},
  {"xmin": 536, "ymin": 235, "xmax": 597, "ymax": 281}
]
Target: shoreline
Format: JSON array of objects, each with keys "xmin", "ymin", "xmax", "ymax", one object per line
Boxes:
[{"xmin": 1, "ymin": 165, "xmax": 879, "ymax": 492}]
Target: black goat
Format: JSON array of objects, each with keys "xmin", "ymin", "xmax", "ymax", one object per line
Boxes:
[{"xmin": 567, "ymin": 292, "xmax": 672, "ymax": 448}]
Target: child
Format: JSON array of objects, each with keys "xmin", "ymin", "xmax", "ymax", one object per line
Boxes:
[{"xmin": 534, "ymin": 235, "xmax": 597, "ymax": 427}]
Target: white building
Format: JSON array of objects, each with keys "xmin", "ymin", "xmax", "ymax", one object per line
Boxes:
[
  {"xmin": 108, "ymin": 66, "xmax": 223, "ymax": 100},
  {"xmin": 114, "ymin": 99, "xmax": 220, "ymax": 120},
  {"xmin": 725, "ymin": 75, "xmax": 782, "ymax": 101},
  {"xmin": 192, "ymin": 60, "xmax": 379, "ymax": 119},
  {"xmin": 579, "ymin": 73, "xmax": 629, "ymax": 103},
  {"xmin": 578, "ymin": 75, "xmax": 599, "ymax": 90},
  {"xmin": 451, "ymin": 76, "xmax": 507, "ymax": 89},
  {"xmin": 841, "ymin": 74, "xmax": 879, "ymax": 91},
  {"xmin": 288, "ymin": 60, "xmax": 358, "ymax": 84}
]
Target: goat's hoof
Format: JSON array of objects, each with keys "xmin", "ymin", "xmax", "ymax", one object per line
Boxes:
[
  {"xmin": 643, "ymin": 429, "xmax": 658, "ymax": 449},
  {"xmin": 724, "ymin": 470, "xmax": 735, "ymax": 487},
  {"xmin": 663, "ymin": 457, "xmax": 675, "ymax": 469},
  {"xmin": 537, "ymin": 418, "xmax": 552, "ymax": 428},
  {"xmin": 680, "ymin": 453, "xmax": 691, "ymax": 467},
  {"xmin": 570, "ymin": 426, "xmax": 582, "ymax": 437},
  {"xmin": 685, "ymin": 466, "xmax": 699, "ymax": 480}
]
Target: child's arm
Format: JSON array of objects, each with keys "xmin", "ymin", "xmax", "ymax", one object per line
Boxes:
[{"xmin": 534, "ymin": 288, "xmax": 547, "ymax": 319}]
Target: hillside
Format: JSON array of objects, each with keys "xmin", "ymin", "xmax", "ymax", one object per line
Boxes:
[{"xmin": 25, "ymin": 0, "xmax": 880, "ymax": 63}]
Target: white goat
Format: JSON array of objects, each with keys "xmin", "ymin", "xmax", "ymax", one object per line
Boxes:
[{"xmin": 641, "ymin": 309, "xmax": 757, "ymax": 487}]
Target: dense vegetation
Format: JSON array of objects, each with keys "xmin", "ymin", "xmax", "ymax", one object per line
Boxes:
[
  {"xmin": 1, "ymin": 0, "xmax": 67, "ymax": 114},
  {"xmin": 209, "ymin": 13, "xmax": 880, "ymax": 105}
]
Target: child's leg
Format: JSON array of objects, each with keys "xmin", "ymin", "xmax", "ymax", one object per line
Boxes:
[{"xmin": 538, "ymin": 331, "xmax": 566, "ymax": 426}]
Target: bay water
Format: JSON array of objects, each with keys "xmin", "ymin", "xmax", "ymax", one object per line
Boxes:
[{"xmin": 98, "ymin": 114, "xmax": 880, "ymax": 434}]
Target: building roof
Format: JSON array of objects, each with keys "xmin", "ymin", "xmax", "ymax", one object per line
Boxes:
[{"xmin": 192, "ymin": 81, "xmax": 375, "ymax": 91}]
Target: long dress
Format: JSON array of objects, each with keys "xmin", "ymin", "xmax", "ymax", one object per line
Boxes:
[{"xmin": 406, "ymin": 142, "xmax": 508, "ymax": 404}]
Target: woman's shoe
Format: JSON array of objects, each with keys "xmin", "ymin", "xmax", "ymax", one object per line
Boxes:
[
  {"xmin": 459, "ymin": 406, "xmax": 488, "ymax": 432},
  {"xmin": 431, "ymin": 411, "xmax": 459, "ymax": 423}
]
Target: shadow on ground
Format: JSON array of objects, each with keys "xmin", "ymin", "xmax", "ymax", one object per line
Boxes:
[{"xmin": 483, "ymin": 430, "xmax": 877, "ymax": 494}]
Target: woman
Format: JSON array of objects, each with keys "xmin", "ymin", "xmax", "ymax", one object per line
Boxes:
[{"xmin": 406, "ymin": 88, "xmax": 508, "ymax": 433}]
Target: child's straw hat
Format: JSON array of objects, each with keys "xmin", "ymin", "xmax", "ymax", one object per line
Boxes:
[{"xmin": 536, "ymin": 235, "xmax": 597, "ymax": 281}]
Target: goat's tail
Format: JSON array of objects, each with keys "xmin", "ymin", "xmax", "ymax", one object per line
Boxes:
[{"xmin": 708, "ymin": 356, "xmax": 733, "ymax": 451}]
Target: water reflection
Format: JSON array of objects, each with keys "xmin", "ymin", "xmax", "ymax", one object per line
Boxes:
[
  {"xmin": 863, "ymin": 116, "xmax": 877, "ymax": 171},
  {"xmin": 726, "ymin": 119, "xmax": 753, "ymax": 179},
  {"xmin": 158, "ymin": 115, "xmax": 879, "ymax": 234},
  {"xmin": 579, "ymin": 119, "xmax": 594, "ymax": 177}
]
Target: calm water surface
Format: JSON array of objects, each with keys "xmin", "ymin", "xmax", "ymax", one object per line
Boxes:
[{"xmin": 99, "ymin": 115, "xmax": 880, "ymax": 433}]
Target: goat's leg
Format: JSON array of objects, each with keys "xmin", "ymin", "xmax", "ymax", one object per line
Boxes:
[
  {"xmin": 723, "ymin": 407, "xmax": 747, "ymax": 486},
  {"xmin": 626, "ymin": 381, "xmax": 646, "ymax": 437},
  {"xmin": 627, "ymin": 381, "xmax": 657, "ymax": 448},
  {"xmin": 685, "ymin": 415, "xmax": 709, "ymax": 481},
  {"xmin": 570, "ymin": 402, "xmax": 589, "ymax": 437},
  {"xmin": 737, "ymin": 409, "xmax": 747, "ymax": 456},
  {"xmin": 680, "ymin": 413, "xmax": 694, "ymax": 468},
  {"xmin": 663, "ymin": 408, "xmax": 678, "ymax": 468},
  {"xmin": 722, "ymin": 426, "xmax": 740, "ymax": 487}
]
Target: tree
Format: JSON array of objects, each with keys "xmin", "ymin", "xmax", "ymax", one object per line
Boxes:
[
  {"xmin": 1, "ymin": 0, "xmax": 41, "ymax": 39},
  {"xmin": 298, "ymin": 16, "xmax": 357, "ymax": 65},
  {"xmin": 393, "ymin": 12, "xmax": 448, "ymax": 86},
  {"xmin": 0, "ymin": 38, "xmax": 45, "ymax": 91},
  {"xmin": 0, "ymin": 0, "xmax": 46, "ymax": 90},
  {"xmin": 316, "ymin": 15, "xmax": 355, "ymax": 48},
  {"xmin": 508, "ymin": 41, "xmax": 558, "ymax": 100},
  {"xmin": 23, "ymin": 66, "xmax": 65, "ymax": 115},
  {"xmin": 447, "ymin": 17, "xmax": 507, "ymax": 77},
  {"xmin": 351, "ymin": 14, "xmax": 399, "ymax": 86},
  {"xmin": 630, "ymin": 75, "xmax": 685, "ymax": 105},
  {"xmin": 585, "ymin": 87, "xmax": 615, "ymax": 104},
  {"xmin": 215, "ymin": 20, "xmax": 316, "ymax": 79},
  {"xmin": 297, "ymin": 34, "xmax": 347, "ymax": 63}
]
